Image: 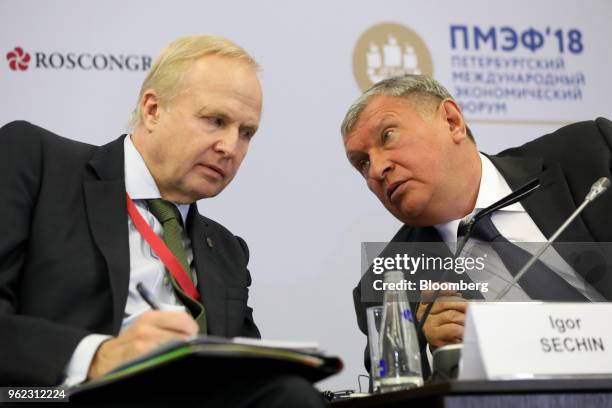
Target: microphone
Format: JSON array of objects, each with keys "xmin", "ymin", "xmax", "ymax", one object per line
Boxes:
[
  {"xmin": 585, "ymin": 177, "xmax": 611, "ymax": 202},
  {"xmin": 495, "ymin": 176, "xmax": 610, "ymax": 300},
  {"xmin": 417, "ymin": 178, "xmax": 541, "ymax": 333}
]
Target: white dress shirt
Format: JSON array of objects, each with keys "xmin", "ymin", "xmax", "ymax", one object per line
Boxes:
[{"xmin": 63, "ymin": 135, "xmax": 196, "ymax": 385}]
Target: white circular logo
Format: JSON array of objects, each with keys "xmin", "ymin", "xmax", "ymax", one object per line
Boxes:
[{"xmin": 353, "ymin": 22, "xmax": 433, "ymax": 91}]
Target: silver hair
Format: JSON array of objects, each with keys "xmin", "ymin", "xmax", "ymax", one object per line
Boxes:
[{"xmin": 340, "ymin": 74, "xmax": 456, "ymax": 139}]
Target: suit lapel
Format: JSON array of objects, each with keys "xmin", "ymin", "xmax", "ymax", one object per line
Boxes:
[
  {"xmin": 187, "ymin": 205, "xmax": 227, "ymax": 336},
  {"xmin": 489, "ymin": 154, "xmax": 593, "ymax": 243},
  {"xmin": 84, "ymin": 136, "xmax": 130, "ymax": 333},
  {"xmin": 487, "ymin": 154, "xmax": 612, "ymax": 299}
]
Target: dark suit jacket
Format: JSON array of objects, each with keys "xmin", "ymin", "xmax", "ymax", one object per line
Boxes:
[
  {"xmin": 353, "ymin": 117, "xmax": 612, "ymax": 378},
  {"xmin": 0, "ymin": 121, "xmax": 260, "ymax": 386}
]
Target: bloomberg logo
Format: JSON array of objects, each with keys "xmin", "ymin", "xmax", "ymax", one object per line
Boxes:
[{"xmin": 6, "ymin": 46, "xmax": 152, "ymax": 72}]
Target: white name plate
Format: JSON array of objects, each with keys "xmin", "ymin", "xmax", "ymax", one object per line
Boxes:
[{"xmin": 460, "ymin": 302, "xmax": 612, "ymax": 380}]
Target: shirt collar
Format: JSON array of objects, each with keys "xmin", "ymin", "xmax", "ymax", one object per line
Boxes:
[
  {"xmin": 434, "ymin": 152, "xmax": 525, "ymax": 243},
  {"xmin": 475, "ymin": 153, "xmax": 524, "ymax": 212},
  {"xmin": 124, "ymin": 135, "xmax": 190, "ymax": 225}
]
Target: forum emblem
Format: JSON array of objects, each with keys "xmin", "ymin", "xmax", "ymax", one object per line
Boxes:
[{"xmin": 353, "ymin": 22, "xmax": 433, "ymax": 91}]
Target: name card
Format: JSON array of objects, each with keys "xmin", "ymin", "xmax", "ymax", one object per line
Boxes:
[{"xmin": 460, "ymin": 303, "xmax": 612, "ymax": 380}]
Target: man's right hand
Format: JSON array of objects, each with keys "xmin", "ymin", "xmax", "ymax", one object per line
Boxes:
[
  {"xmin": 416, "ymin": 290, "xmax": 467, "ymax": 350},
  {"xmin": 87, "ymin": 311, "xmax": 198, "ymax": 380}
]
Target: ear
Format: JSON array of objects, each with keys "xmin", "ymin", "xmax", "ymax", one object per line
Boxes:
[
  {"xmin": 439, "ymin": 98, "xmax": 468, "ymax": 143},
  {"xmin": 140, "ymin": 89, "xmax": 161, "ymax": 131}
]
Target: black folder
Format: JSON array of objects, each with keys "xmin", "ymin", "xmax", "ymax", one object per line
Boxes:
[{"xmin": 69, "ymin": 336, "xmax": 343, "ymax": 402}]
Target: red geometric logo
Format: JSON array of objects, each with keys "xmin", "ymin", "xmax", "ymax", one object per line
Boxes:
[{"xmin": 6, "ymin": 47, "xmax": 31, "ymax": 71}]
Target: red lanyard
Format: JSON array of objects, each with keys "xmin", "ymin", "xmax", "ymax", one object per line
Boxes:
[{"xmin": 125, "ymin": 193, "xmax": 200, "ymax": 300}]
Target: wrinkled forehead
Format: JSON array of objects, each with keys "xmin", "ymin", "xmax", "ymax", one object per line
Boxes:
[
  {"xmin": 343, "ymin": 107, "xmax": 389, "ymax": 159},
  {"xmin": 182, "ymin": 57, "xmax": 262, "ymax": 108},
  {"xmin": 345, "ymin": 92, "xmax": 441, "ymax": 137},
  {"xmin": 344, "ymin": 95, "xmax": 411, "ymax": 139},
  {"xmin": 182, "ymin": 55, "xmax": 261, "ymax": 94}
]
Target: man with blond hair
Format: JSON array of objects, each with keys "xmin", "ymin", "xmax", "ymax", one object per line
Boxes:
[{"xmin": 0, "ymin": 35, "xmax": 326, "ymax": 406}]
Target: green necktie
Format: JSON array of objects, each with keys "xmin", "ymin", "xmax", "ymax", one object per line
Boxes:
[{"xmin": 146, "ymin": 199, "xmax": 207, "ymax": 334}]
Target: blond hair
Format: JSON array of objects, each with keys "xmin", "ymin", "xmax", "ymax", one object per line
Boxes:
[{"xmin": 128, "ymin": 35, "xmax": 259, "ymax": 129}]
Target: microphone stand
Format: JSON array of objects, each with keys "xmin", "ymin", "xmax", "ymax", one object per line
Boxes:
[
  {"xmin": 417, "ymin": 178, "xmax": 541, "ymax": 333},
  {"xmin": 422, "ymin": 176, "xmax": 609, "ymax": 382},
  {"xmin": 494, "ymin": 176, "xmax": 610, "ymax": 300}
]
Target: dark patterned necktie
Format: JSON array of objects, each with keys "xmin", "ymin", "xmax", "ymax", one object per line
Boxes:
[
  {"xmin": 466, "ymin": 213, "xmax": 586, "ymax": 301},
  {"xmin": 147, "ymin": 199, "xmax": 208, "ymax": 333}
]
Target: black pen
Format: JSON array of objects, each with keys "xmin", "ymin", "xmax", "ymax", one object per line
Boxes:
[{"xmin": 136, "ymin": 282, "xmax": 160, "ymax": 310}]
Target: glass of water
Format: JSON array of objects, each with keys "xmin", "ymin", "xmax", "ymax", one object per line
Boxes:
[{"xmin": 366, "ymin": 306, "xmax": 384, "ymax": 392}]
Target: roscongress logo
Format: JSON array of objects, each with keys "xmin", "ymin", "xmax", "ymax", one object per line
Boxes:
[
  {"xmin": 353, "ymin": 22, "xmax": 433, "ymax": 91},
  {"xmin": 5, "ymin": 46, "xmax": 151, "ymax": 72},
  {"xmin": 6, "ymin": 47, "xmax": 31, "ymax": 71}
]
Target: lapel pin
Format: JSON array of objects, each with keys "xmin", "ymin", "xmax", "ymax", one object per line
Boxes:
[{"xmin": 206, "ymin": 237, "xmax": 214, "ymax": 248}]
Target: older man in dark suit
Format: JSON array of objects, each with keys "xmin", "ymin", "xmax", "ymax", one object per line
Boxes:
[
  {"xmin": 342, "ymin": 74, "xmax": 612, "ymax": 378},
  {"xmin": 0, "ymin": 35, "xmax": 326, "ymax": 407}
]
